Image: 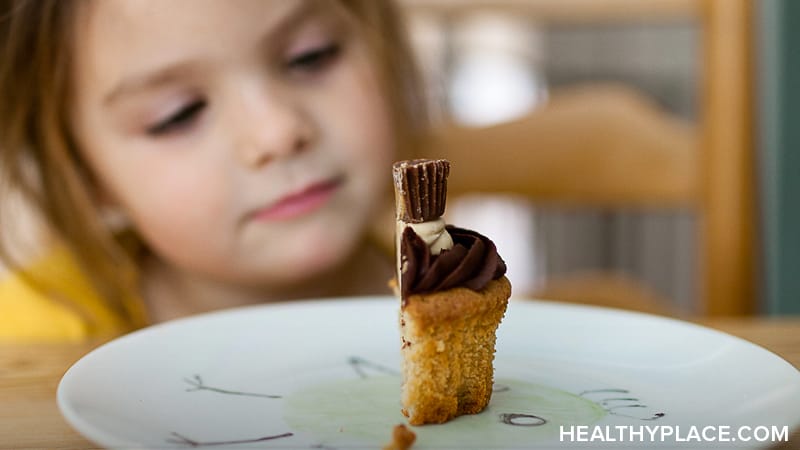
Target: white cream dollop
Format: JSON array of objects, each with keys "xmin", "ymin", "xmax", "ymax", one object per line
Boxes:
[
  {"xmin": 405, "ymin": 219, "xmax": 453, "ymax": 255},
  {"xmin": 396, "ymin": 218, "xmax": 454, "ymax": 291}
]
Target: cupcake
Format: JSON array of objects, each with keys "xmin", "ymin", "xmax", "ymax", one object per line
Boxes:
[{"xmin": 392, "ymin": 159, "xmax": 511, "ymax": 425}]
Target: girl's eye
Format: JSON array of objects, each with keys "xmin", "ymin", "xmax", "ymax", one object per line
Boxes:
[
  {"xmin": 146, "ymin": 100, "xmax": 206, "ymax": 136},
  {"xmin": 286, "ymin": 43, "xmax": 340, "ymax": 74}
]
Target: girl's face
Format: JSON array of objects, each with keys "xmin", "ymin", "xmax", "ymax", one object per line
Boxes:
[{"xmin": 71, "ymin": 0, "xmax": 395, "ymax": 288}]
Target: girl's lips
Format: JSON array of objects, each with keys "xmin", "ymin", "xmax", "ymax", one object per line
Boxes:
[{"xmin": 251, "ymin": 177, "xmax": 342, "ymax": 222}]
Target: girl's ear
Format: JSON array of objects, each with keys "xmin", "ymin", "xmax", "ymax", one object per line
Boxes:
[
  {"xmin": 92, "ymin": 182, "xmax": 132, "ymax": 232},
  {"xmin": 99, "ymin": 204, "xmax": 131, "ymax": 232}
]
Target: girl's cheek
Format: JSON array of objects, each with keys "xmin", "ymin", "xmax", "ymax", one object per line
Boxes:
[{"xmin": 127, "ymin": 168, "xmax": 224, "ymax": 234}]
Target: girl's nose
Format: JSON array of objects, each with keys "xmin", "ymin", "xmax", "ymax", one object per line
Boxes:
[{"xmin": 234, "ymin": 86, "xmax": 314, "ymax": 168}]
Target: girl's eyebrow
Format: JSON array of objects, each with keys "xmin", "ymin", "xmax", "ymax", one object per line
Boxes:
[
  {"xmin": 102, "ymin": 0, "xmax": 318, "ymax": 107},
  {"xmin": 103, "ymin": 65, "xmax": 194, "ymax": 107}
]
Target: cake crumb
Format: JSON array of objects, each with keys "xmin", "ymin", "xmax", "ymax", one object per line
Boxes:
[{"xmin": 382, "ymin": 424, "xmax": 416, "ymax": 450}]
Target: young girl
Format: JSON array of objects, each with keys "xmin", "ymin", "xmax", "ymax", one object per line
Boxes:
[{"xmin": 0, "ymin": 0, "xmax": 427, "ymax": 340}]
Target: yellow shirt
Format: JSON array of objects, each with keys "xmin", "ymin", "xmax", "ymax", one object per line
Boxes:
[{"xmin": 0, "ymin": 248, "xmax": 148, "ymax": 342}]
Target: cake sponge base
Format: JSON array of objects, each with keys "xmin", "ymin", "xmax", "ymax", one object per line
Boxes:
[{"xmin": 399, "ymin": 276, "xmax": 511, "ymax": 425}]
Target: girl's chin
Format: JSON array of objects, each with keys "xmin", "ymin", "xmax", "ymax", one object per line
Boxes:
[
  {"xmin": 261, "ymin": 237, "xmax": 357, "ymax": 282},
  {"xmin": 235, "ymin": 217, "xmax": 368, "ymax": 283}
]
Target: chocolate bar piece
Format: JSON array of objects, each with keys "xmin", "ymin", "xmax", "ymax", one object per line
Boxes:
[{"xmin": 392, "ymin": 159, "xmax": 450, "ymax": 223}]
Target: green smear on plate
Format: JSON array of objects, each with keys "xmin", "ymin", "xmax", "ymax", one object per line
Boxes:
[{"xmin": 284, "ymin": 376, "xmax": 605, "ymax": 448}]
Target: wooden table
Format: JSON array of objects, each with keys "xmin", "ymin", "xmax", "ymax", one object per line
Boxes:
[{"xmin": 2, "ymin": 316, "xmax": 799, "ymax": 449}]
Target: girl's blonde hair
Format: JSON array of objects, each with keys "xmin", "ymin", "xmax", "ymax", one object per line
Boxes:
[{"xmin": 0, "ymin": 0, "xmax": 427, "ymax": 328}]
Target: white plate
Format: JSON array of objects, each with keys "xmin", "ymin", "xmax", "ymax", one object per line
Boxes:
[{"xmin": 58, "ymin": 297, "xmax": 800, "ymax": 449}]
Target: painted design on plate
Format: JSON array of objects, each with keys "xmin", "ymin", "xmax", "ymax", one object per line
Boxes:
[
  {"xmin": 167, "ymin": 356, "xmax": 664, "ymax": 448},
  {"xmin": 347, "ymin": 356, "xmax": 399, "ymax": 378},
  {"xmin": 579, "ymin": 389, "xmax": 665, "ymax": 421},
  {"xmin": 166, "ymin": 431, "xmax": 294, "ymax": 447},
  {"xmin": 183, "ymin": 375, "xmax": 282, "ymax": 399}
]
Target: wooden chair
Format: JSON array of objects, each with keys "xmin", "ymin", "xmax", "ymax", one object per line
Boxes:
[
  {"xmin": 412, "ymin": 84, "xmax": 697, "ymax": 316},
  {"xmin": 385, "ymin": 0, "xmax": 756, "ymax": 316}
]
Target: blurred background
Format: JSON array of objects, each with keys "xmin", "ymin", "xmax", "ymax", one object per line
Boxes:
[{"xmin": 396, "ymin": 0, "xmax": 799, "ymax": 317}]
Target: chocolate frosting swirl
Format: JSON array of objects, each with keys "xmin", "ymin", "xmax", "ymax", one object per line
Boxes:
[{"xmin": 400, "ymin": 225, "xmax": 507, "ymax": 299}]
